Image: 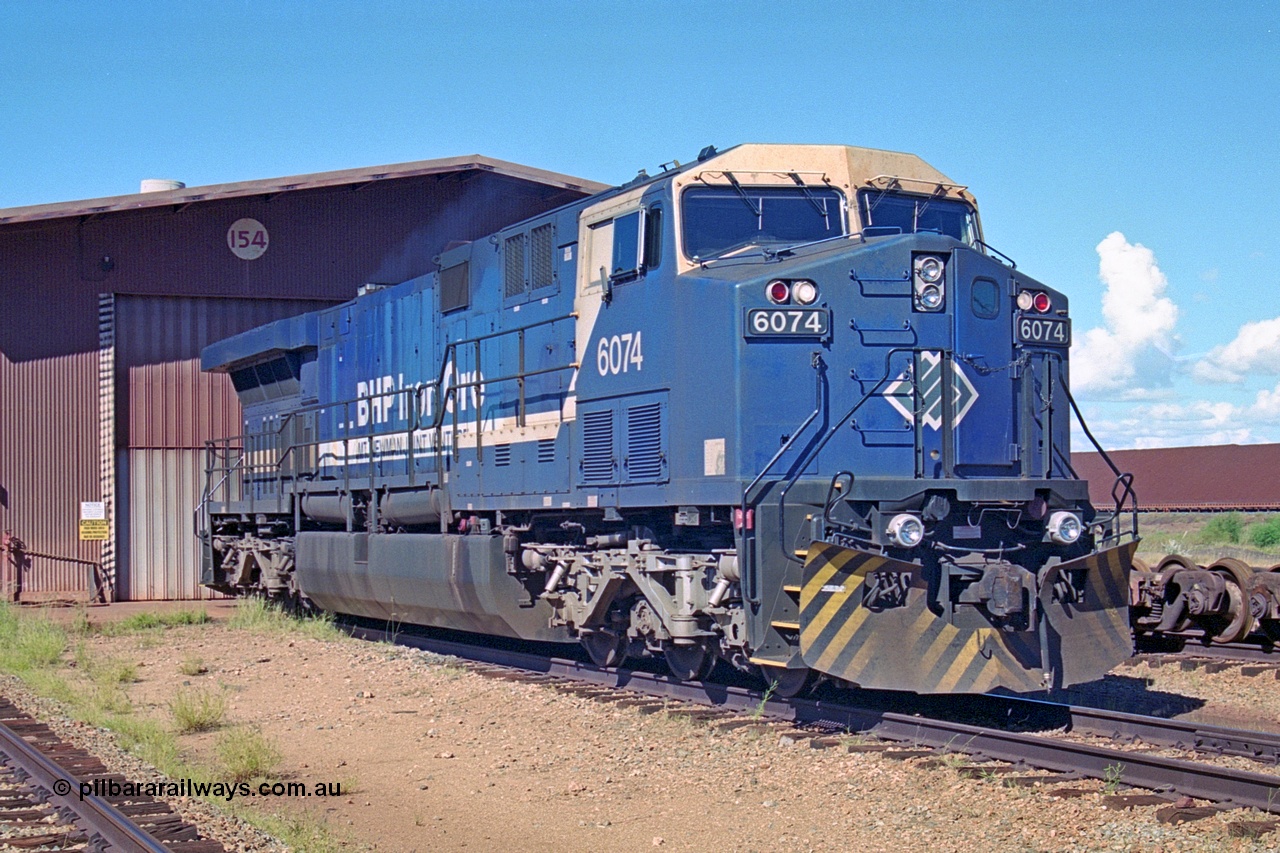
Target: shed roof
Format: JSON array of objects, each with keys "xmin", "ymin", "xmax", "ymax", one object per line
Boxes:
[
  {"xmin": 0, "ymin": 155, "xmax": 609, "ymax": 226},
  {"xmin": 1073, "ymin": 444, "xmax": 1280, "ymax": 511}
]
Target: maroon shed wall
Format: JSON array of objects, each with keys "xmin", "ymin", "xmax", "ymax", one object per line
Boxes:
[
  {"xmin": 1073, "ymin": 444, "xmax": 1280, "ymax": 512},
  {"xmin": 0, "ymin": 167, "xmax": 596, "ymax": 600}
]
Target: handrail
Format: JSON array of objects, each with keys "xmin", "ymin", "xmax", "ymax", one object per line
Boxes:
[
  {"xmin": 770, "ymin": 346, "xmax": 920, "ymax": 568},
  {"xmin": 198, "ymin": 312, "xmax": 580, "ymax": 529},
  {"xmin": 1064, "ymin": 384, "xmax": 1138, "ymax": 542}
]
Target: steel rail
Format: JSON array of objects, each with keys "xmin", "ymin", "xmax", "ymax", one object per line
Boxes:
[
  {"xmin": 0, "ymin": 719, "xmax": 172, "ymax": 853},
  {"xmin": 1138, "ymin": 640, "xmax": 1279, "ymax": 664},
  {"xmin": 1017, "ymin": 698, "xmax": 1280, "ymax": 764},
  {"xmin": 350, "ymin": 625, "xmax": 1280, "ymax": 813}
]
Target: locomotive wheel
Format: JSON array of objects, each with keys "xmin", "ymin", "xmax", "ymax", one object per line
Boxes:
[
  {"xmin": 664, "ymin": 642, "xmax": 717, "ymax": 682},
  {"xmin": 1206, "ymin": 558, "xmax": 1255, "ymax": 645},
  {"xmin": 1255, "ymin": 565, "xmax": 1280, "ymax": 642},
  {"xmin": 581, "ymin": 629, "xmax": 628, "ymax": 669},
  {"xmin": 1154, "ymin": 555, "xmax": 1202, "ymax": 632},
  {"xmin": 765, "ymin": 666, "xmax": 816, "ymax": 699}
]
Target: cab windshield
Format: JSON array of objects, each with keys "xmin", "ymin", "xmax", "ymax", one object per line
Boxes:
[
  {"xmin": 857, "ymin": 189, "xmax": 978, "ymax": 245},
  {"xmin": 681, "ymin": 185, "xmax": 846, "ymax": 261}
]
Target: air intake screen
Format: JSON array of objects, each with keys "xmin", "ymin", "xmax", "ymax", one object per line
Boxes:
[
  {"xmin": 626, "ymin": 403, "xmax": 663, "ymax": 481},
  {"xmin": 504, "ymin": 234, "xmax": 526, "ymax": 298},
  {"xmin": 531, "ymin": 224, "xmax": 554, "ymax": 289},
  {"xmin": 581, "ymin": 410, "xmax": 615, "ymax": 483}
]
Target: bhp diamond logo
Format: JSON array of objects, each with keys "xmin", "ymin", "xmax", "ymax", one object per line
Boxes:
[{"xmin": 883, "ymin": 351, "xmax": 979, "ymax": 430}]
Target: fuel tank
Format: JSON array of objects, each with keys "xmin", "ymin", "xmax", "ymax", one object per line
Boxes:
[{"xmin": 296, "ymin": 531, "xmax": 569, "ymax": 641}]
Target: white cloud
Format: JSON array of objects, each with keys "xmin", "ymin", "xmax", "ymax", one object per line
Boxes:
[
  {"xmin": 1070, "ymin": 232, "xmax": 1179, "ymax": 396},
  {"xmin": 1193, "ymin": 316, "xmax": 1280, "ymax": 383},
  {"xmin": 1074, "ymin": 399, "xmax": 1254, "ymax": 450},
  {"xmin": 1073, "ymin": 380, "xmax": 1280, "ymax": 450}
]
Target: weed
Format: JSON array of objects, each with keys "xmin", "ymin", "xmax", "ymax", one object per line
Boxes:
[
  {"xmin": 92, "ymin": 657, "xmax": 138, "ymax": 686},
  {"xmin": 228, "ymin": 597, "xmax": 343, "ymax": 641},
  {"xmin": 1199, "ymin": 512, "xmax": 1243, "ymax": 544},
  {"xmin": 1249, "ymin": 517, "xmax": 1280, "ymax": 549},
  {"xmin": 0, "ymin": 604, "xmax": 68, "ymax": 672},
  {"xmin": 179, "ymin": 655, "xmax": 208, "ymax": 676},
  {"xmin": 940, "ymin": 753, "xmax": 968, "ymax": 769},
  {"xmin": 69, "ymin": 606, "xmax": 92, "ymax": 636},
  {"xmin": 245, "ymin": 809, "xmax": 346, "ymax": 853},
  {"xmin": 169, "ymin": 686, "xmax": 228, "ymax": 733},
  {"xmin": 1102, "ymin": 762, "xmax": 1125, "ymax": 794},
  {"xmin": 98, "ymin": 609, "xmax": 210, "ymax": 636},
  {"xmin": 216, "ymin": 726, "xmax": 282, "ymax": 783},
  {"xmin": 751, "ymin": 681, "xmax": 779, "ymax": 719}
]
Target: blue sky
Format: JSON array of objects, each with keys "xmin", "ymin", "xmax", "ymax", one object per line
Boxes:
[{"xmin": 2, "ymin": 1, "xmax": 1278, "ymax": 450}]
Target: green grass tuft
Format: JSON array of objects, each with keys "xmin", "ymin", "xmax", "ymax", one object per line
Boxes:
[
  {"xmin": 0, "ymin": 603, "xmax": 68, "ymax": 672},
  {"xmin": 216, "ymin": 726, "xmax": 282, "ymax": 783},
  {"xmin": 228, "ymin": 597, "xmax": 343, "ymax": 641},
  {"xmin": 169, "ymin": 687, "xmax": 228, "ymax": 734},
  {"xmin": 97, "ymin": 609, "xmax": 210, "ymax": 636},
  {"xmin": 179, "ymin": 654, "xmax": 208, "ymax": 676}
]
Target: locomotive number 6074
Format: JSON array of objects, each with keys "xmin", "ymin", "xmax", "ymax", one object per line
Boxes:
[{"xmin": 1017, "ymin": 315, "xmax": 1071, "ymax": 346}]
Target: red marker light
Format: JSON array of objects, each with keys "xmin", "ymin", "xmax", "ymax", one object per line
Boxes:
[
  {"xmin": 1032, "ymin": 292, "xmax": 1051, "ymax": 313},
  {"xmin": 767, "ymin": 280, "xmax": 790, "ymax": 304}
]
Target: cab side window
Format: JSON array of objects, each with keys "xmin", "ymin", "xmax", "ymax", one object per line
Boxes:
[
  {"xmin": 610, "ymin": 211, "xmax": 642, "ymax": 283},
  {"xmin": 608, "ymin": 206, "xmax": 662, "ymax": 285}
]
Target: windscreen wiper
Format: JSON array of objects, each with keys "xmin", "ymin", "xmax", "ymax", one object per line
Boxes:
[
  {"xmin": 788, "ymin": 172, "xmax": 830, "ymax": 229},
  {"xmin": 723, "ymin": 172, "xmax": 761, "ymax": 218}
]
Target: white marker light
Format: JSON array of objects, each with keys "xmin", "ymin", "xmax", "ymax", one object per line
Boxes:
[
  {"xmin": 792, "ymin": 280, "xmax": 819, "ymax": 305},
  {"xmin": 1047, "ymin": 511, "xmax": 1083, "ymax": 545},
  {"xmin": 886, "ymin": 514, "xmax": 925, "ymax": 548},
  {"xmin": 1016, "ymin": 291, "xmax": 1035, "ymax": 311}
]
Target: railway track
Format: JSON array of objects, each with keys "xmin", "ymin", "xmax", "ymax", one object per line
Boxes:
[
  {"xmin": 0, "ymin": 699, "xmax": 226, "ymax": 852},
  {"xmin": 347, "ymin": 622, "xmax": 1280, "ymax": 828}
]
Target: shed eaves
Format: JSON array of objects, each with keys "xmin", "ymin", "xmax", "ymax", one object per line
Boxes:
[{"xmin": 0, "ymin": 155, "xmax": 610, "ymax": 226}]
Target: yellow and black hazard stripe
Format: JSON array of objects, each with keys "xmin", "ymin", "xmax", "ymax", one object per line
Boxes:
[
  {"xmin": 798, "ymin": 539, "xmax": 1137, "ymax": 694},
  {"xmin": 1041, "ymin": 540, "xmax": 1137, "ymax": 687}
]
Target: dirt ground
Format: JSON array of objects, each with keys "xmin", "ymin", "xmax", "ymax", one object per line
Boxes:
[{"xmin": 13, "ymin": 600, "xmax": 1280, "ymax": 853}]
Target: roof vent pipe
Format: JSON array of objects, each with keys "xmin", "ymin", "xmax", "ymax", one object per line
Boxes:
[{"xmin": 139, "ymin": 179, "xmax": 185, "ymax": 193}]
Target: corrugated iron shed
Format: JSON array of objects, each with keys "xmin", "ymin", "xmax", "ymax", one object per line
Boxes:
[
  {"xmin": 0, "ymin": 155, "xmax": 607, "ymax": 601},
  {"xmin": 1073, "ymin": 444, "xmax": 1280, "ymax": 512}
]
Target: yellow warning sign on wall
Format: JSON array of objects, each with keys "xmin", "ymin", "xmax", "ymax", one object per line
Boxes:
[{"xmin": 79, "ymin": 519, "xmax": 109, "ymax": 541}]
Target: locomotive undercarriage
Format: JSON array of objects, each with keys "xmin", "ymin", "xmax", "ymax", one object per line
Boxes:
[{"xmin": 203, "ymin": 482, "xmax": 1129, "ymax": 694}]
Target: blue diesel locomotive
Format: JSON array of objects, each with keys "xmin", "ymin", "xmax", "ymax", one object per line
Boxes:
[{"xmin": 198, "ymin": 144, "xmax": 1137, "ymax": 695}]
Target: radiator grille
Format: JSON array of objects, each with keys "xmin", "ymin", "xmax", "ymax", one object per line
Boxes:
[
  {"xmin": 504, "ymin": 234, "xmax": 526, "ymax": 298},
  {"xmin": 538, "ymin": 438, "xmax": 556, "ymax": 463},
  {"xmin": 626, "ymin": 403, "xmax": 663, "ymax": 481},
  {"xmin": 494, "ymin": 444, "xmax": 511, "ymax": 467},
  {"xmin": 530, "ymin": 224, "xmax": 554, "ymax": 290},
  {"xmin": 581, "ymin": 410, "xmax": 614, "ymax": 483}
]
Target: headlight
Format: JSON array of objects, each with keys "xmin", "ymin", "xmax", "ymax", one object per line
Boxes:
[
  {"xmin": 886, "ymin": 514, "xmax": 925, "ymax": 548},
  {"xmin": 917, "ymin": 256, "xmax": 944, "ymax": 284},
  {"xmin": 792, "ymin": 280, "xmax": 818, "ymax": 305},
  {"xmin": 1047, "ymin": 511, "xmax": 1083, "ymax": 545},
  {"xmin": 918, "ymin": 285, "xmax": 943, "ymax": 310},
  {"xmin": 913, "ymin": 255, "xmax": 946, "ymax": 312}
]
